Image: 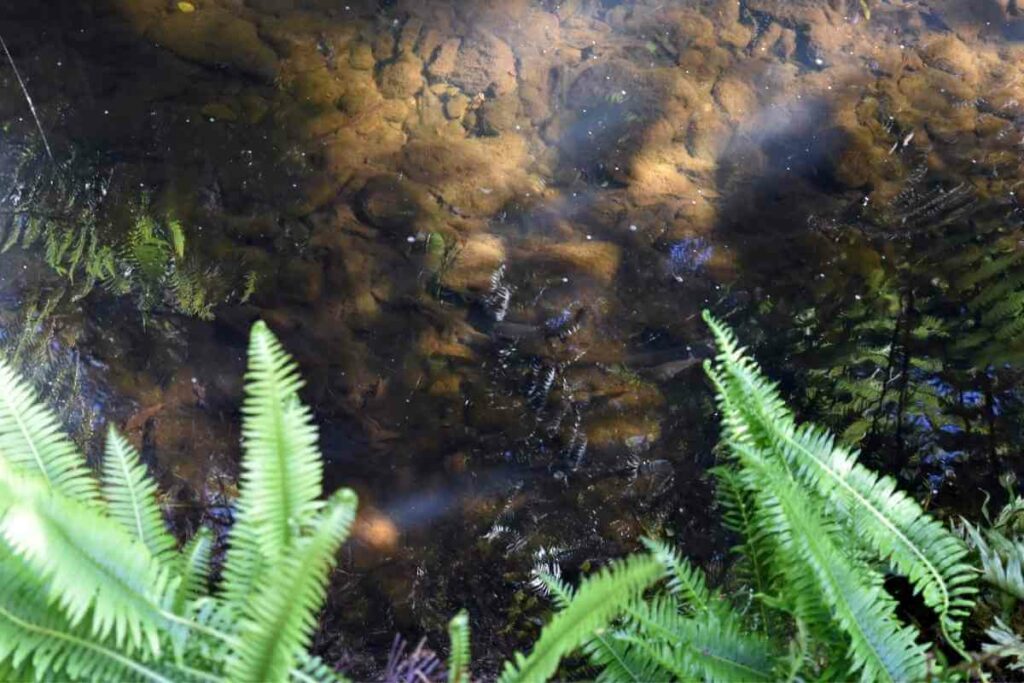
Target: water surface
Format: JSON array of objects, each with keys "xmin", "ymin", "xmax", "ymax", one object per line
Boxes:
[{"xmin": 3, "ymin": 0, "xmax": 1024, "ymax": 675}]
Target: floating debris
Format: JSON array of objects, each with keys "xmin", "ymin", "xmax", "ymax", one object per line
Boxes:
[{"xmin": 667, "ymin": 237, "xmax": 713, "ymax": 282}]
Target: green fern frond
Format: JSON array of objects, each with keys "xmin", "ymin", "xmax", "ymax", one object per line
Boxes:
[
  {"xmin": 983, "ymin": 618, "xmax": 1024, "ymax": 671},
  {"xmin": 171, "ymin": 528, "xmax": 214, "ymax": 615},
  {"xmin": 291, "ymin": 653, "xmax": 351, "ymax": 683},
  {"xmin": 623, "ymin": 596, "xmax": 777, "ymax": 682},
  {"xmin": 640, "ymin": 538, "xmax": 712, "ymax": 614},
  {"xmin": 0, "ymin": 462, "xmax": 170, "ymax": 653},
  {"xmin": 0, "ymin": 358, "xmax": 98, "ymax": 504},
  {"xmin": 582, "ymin": 631, "xmax": 665, "ymax": 683},
  {"xmin": 712, "ymin": 466, "xmax": 779, "ymax": 630},
  {"xmin": 961, "ymin": 519, "xmax": 1024, "ymax": 600},
  {"xmin": 221, "ymin": 321, "xmax": 324, "ymax": 612},
  {"xmin": 703, "ymin": 310, "xmax": 977, "ymax": 648},
  {"xmin": 447, "ymin": 610, "xmax": 471, "ymax": 683},
  {"xmin": 102, "ymin": 427, "xmax": 176, "ymax": 564},
  {"xmin": 733, "ymin": 441, "xmax": 928, "ymax": 683},
  {"xmin": 498, "ymin": 555, "xmax": 663, "ymax": 683},
  {"xmin": 0, "ymin": 559, "xmax": 205, "ymax": 683},
  {"xmin": 226, "ymin": 488, "xmax": 357, "ymax": 683},
  {"xmin": 167, "ymin": 219, "xmax": 186, "ymax": 261}
]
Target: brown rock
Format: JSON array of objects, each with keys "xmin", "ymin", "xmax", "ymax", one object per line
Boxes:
[
  {"xmin": 349, "ymin": 42, "xmax": 376, "ymax": 70},
  {"xmin": 713, "ymin": 77, "xmax": 757, "ymax": 118},
  {"xmin": 377, "ymin": 54, "xmax": 424, "ymax": 99},
  {"xmin": 357, "ymin": 176, "xmax": 432, "ymax": 232},
  {"xmin": 447, "ymin": 32, "xmax": 517, "ymax": 96},
  {"xmin": 146, "ymin": 7, "xmax": 278, "ymax": 81},
  {"xmin": 444, "ymin": 93, "xmax": 469, "ymax": 120},
  {"xmin": 279, "ymin": 260, "xmax": 324, "ymax": 304},
  {"xmin": 427, "ymin": 38, "xmax": 461, "ymax": 79},
  {"xmin": 525, "ymin": 241, "xmax": 621, "ymax": 284},
  {"xmin": 442, "ymin": 233, "xmax": 506, "ymax": 292}
]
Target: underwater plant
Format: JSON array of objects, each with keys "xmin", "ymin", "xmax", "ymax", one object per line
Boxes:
[{"xmin": 0, "ymin": 150, "xmax": 253, "ymax": 321}]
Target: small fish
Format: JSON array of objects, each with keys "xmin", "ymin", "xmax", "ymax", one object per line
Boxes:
[
  {"xmin": 527, "ymin": 364, "xmax": 557, "ymax": 411},
  {"xmin": 485, "ymin": 265, "xmax": 512, "ymax": 321}
]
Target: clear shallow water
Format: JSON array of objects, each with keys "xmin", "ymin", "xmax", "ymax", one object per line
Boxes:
[{"xmin": 3, "ymin": 0, "xmax": 1024, "ymax": 675}]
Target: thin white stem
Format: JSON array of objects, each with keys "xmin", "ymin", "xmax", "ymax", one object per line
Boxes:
[{"xmin": 0, "ymin": 33, "xmax": 54, "ymax": 162}]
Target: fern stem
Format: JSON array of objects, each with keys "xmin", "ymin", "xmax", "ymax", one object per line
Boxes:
[{"xmin": 162, "ymin": 611, "xmax": 240, "ymax": 649}]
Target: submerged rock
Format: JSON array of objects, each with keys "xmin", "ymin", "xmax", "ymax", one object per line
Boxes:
[
  {"xmin": 444, "ymin": 32, "xmax": 517, "ymax": 96},
  {"xmin": 441, "ymin": 233, "xmax": 506, "ymax": 293},
  {"xmin": 356, "ymin": 176, "xmax": 433, "ymax": 232},
  {"xmin": 377, "ymin": 54, "xmax": 425, "ymax": 99},
  {"xmin": 139, "ymin": 5, "xmax": 279, "ymax": 80}
]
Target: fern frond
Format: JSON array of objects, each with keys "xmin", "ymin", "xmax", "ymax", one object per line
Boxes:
[
  {"xmin": 0, "ymin": 559, "xmax": 209, "ymax": 683},
  {"xmin": 703, "ymin": 310, "xmax": 977, "ymax": 648},
  {"xmin": 710, "ymin": 465, "xmax": 781, "ymax": 624},
  {"xmin": 498, "ymin": 555, "xmax": 662, "ymax": 683},
  {"xmin": 171, "ymin": 528, "xmax": 214, "ymax": 614},
  {"xmin": 961, "ymin": 519, "xmax": 1024, "ymax": 600},
  {"xmin": 447, "ymin": 610, "xmax": 470, "ymax": 683},
  {"xmin": 291, "ymin": 653, "xmax": 351, "ymax": 683},
  {"xmin": 102, "ymin": 427, "xmax": 176, "ymax": 564},
  {"xmin": 226, "ymin": 488, "xmax": 357, "ymax": 683},
  {"xmin": 623, "ymin": 596, "xmax": 777, "ymax": 681},
  {"xmin": 582, "ymin": 631, "xmax": 665, "ymax": 683},
  {"xmin": 983, "ymin": 618, "xmax": 1024, "ymax": 671},
  {"xmin": 640, "ymin": 538, "xmax": 712, "ymax": 614},
  {"xmin": 0, "ymin": 462, "xmax": 170, "ymax": 652},
  {"xmin": 734, "ymin": 441, "xmax": 928, "ymax": 683},
  {"xmin": 0, "ymin": 358, "xmax": 98, "ymax": 504},
  {"xmin": 220, "ymin": 321, "xmax": 324, "ymax": 612}
]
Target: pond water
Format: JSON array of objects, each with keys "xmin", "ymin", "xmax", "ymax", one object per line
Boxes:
[{"xmin": 4, "ymin": 0, "xmax": 1024, "ymax": 676}]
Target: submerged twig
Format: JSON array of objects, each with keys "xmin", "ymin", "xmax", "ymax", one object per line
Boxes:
[{"xmin": 0, "ymin": 33, "xmax": 54, "ymax": 163}]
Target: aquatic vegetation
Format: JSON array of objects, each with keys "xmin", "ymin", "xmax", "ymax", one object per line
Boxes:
[
  {"xmin": 0, "ymin": 149, "xmax": 252, "ymax": 321},
  {"xmin": 505, "ymin": 312, "xmax": 976, "ymax": 681},
  {"xmin": 0, "ymin": 320, "xmax": 357, "ymax": 681}
]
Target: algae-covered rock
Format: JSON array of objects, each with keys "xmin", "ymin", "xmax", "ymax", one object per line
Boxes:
[
  {"xmin": 278, "ymin": 259, "xmax": 324, "ymax": 304},
  {"xmin": 400, "ymin": 135, "xmax": 533, "ymax": 217},
  {"xmin": 445, "ymin": 32, "xmax": 517, "ymax": 96},
  {"xmin": 427, "ymin": 38, "xmax": 461, "ymax": 80},
  {"xmin": 144, "ymin": 7, "xmax": 279, "ymax": 81},
  {"xmin": 443, "ymin": 93, "xmax": 469, "ymax": 120},
  {"xmin": 521, "ymin": 240, "xmax": 622, "ymax": 284},
  {"xmin": 350, "ymin": 42, "xmax": 376, "ymax": 70},
  {"xmin": 441, "ymin": 233, "xmax": 505, "ymax": 292},
  {"xmin": 356, "ymin": 176, "xmax": 433, "ymax": 232},
  {"xmin": 378, "ymin": 54, "xmax": 424, "ymax": 99}
]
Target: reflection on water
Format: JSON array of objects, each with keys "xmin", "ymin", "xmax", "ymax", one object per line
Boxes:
[{"xmin": 4, "ymin": 0, "xmax": 1024, "ymax": 675}]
